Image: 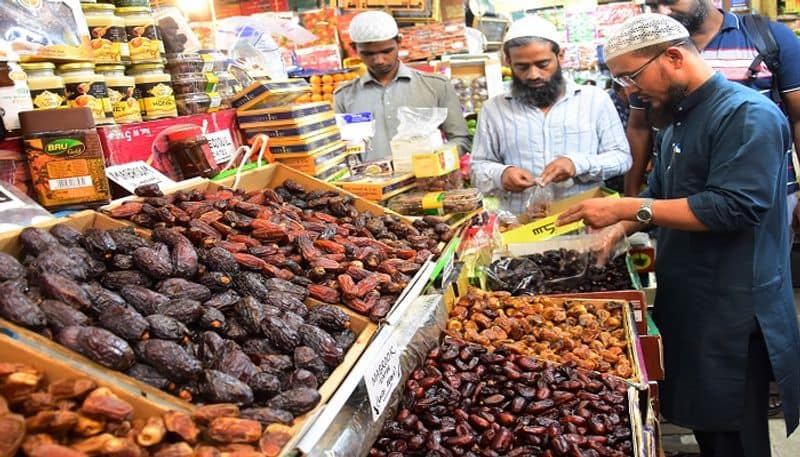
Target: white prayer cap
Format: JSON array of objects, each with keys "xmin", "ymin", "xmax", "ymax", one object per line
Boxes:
[
  {"xmin": 504, "ymin": 15, "xmax": 561, "ymax": 47},
  {"xmin": 349, "ymin": 11, "xmax": 399, "ymax": 44},
  {"xmin": 603, "ymin": 13, "xmax": 689, "ymax": 62}
]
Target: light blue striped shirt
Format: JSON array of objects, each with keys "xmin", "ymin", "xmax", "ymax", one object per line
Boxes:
[{"xmin": 470, "ymin": 79, "xmax": 631, "ymax": 215}]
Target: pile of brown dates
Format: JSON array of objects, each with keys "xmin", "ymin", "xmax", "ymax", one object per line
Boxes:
[
  {"xmin": 0, "ymin": 221, "xmax": 357, "ymax": 418},
  {"xmin": 447, "ymin": 288, "xmax": 633, "ymax": 379},
  {"xmin": 370, "ymin": 338, "xmax": 633, "ymax": 457},
  {"xmin": 486, "ymin": 249, "xmax": 634, "ymax": 295},
  {"xmin": 0, "ymin": 362, "xmax": 296, "ymax": 457},
  {"xmin": 106, "ymin": 181, "xmax": 453, "ymax": 321}
]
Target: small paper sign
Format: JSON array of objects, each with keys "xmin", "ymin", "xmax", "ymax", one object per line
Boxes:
[
  {"xmin": 205, "ymin": 130, "xmax": 237, "ymax": 165},
  {"xmin": 105, "ymin": 161, "xmax": 176, "ymax": 194},
  {"xmin": 365, "ymin": 343, "xmax": 401, "ymax": 421}
]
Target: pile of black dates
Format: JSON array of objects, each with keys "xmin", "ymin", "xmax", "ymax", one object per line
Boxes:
[{"xmin": 370, "ymin": 337, "xmax": 633, "ymax": 457}]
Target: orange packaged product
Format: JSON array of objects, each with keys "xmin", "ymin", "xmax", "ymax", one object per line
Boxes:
[{"xmin": 20, "ymin": 108, "xmax": 111, "ymax": 210}]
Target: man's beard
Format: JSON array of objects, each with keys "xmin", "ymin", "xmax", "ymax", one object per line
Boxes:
[
  {"xmin": 645, "ymin": 84, "xmax": 689, "ymax": 129},
  {"xmin": 669, "ymin": 0, "xmax": 708, "ymax": 34},
  {"xmin": 512, "ymin": 67, "xmax": 566, "ymax": 108}
]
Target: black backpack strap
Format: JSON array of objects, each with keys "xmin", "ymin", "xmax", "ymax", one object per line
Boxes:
[{"xmin": 740, "ymin": 14, "xmax": 782, "ymax": 103}]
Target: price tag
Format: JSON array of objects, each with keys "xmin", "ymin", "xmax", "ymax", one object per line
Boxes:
[
  {"xmin": 205, "ymin": 130, "xmax": 236, "ymax": 165},
  {"xmin": 105, "ymin": 161, "xmax": 176, "ymax": 194},
  {"xmin": 365, "ymin": 343, "xmax": 401, "ymax": 421}
]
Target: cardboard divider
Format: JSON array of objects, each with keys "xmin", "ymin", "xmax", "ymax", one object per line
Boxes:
[{"xmin": 0, "ymin": 209, "xmax": 378, "ymax": 457}]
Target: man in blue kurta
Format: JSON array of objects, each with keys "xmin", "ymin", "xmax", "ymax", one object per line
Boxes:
[{"xmin": 559, "ymin": 14, "xmax": 800, "ymax": 457}]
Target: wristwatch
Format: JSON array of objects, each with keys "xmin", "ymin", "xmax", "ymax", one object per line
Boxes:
[{"xmin": 635, "ymin": 199, "xmax": 654, "ymax": 224}]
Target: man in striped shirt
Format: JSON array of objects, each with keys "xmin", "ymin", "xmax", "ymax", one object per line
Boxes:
[{"xmin": 470, "ymin": 15, "xmax": 631, "ymax": 215}]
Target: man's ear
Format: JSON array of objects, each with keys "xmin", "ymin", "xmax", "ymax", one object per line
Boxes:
[
  {"xmin": 396, "ymin": 35, "xmax": 403, "ymax": 46},
  {"xmin": 557, "ymin": 48, "xmax": 566, "ymax": 66},
  {"xmin": 664, "ymin": 46, "xmax": 685, "ymax": 69}
]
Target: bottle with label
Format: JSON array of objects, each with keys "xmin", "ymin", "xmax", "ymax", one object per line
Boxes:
[
  {"xmin": 20, "ymin": 107, "xmax": 111, "ymax": 210},
  {"xmin": 83, "ymin": 3, "xmax": 130, "ymax": 64},
  {"xmin": 0, "ymin": 62, "xmax": 33, "ymax": 137},
  {"xmin": 117, "ymin": 6, "xmax": 165, "ymax": 63},
  {"xmin": 96, "ymin": 64, "xmax": 141, "ymax": 124},
  {"xmin": 128, "ymin": 63, "xmax": 178, "ymax": 120},
  {"xmin": 167, "ymin": 126, "xmax": 217, "ymax": 180},
  {"xmin": 21, "ymin": 63, "xmax": 68, "ymax": 111},
  {"xmin": 57, "ymin": 63, "xmax": 115, "ymax": 125}
]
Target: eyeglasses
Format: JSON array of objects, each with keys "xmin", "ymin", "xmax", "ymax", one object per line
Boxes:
[{"xmin": 611, "ymin": 49, "xmax": 666, "ymax": 88}]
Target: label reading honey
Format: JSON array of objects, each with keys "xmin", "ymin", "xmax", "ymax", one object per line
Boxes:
[
  {"xmin": 107, "ymin": 84, "xmax": 141, "ymax": 123},
  {"xmin": 24, "ymin": 132, "xmax": 111, "ymax": 209},
  {"xmin": 126, "ymin": 25, "xmax": 164, "ymax": 62},
  {"xmin": 89, "ymin": 25, "xmax": 129, "ymax": 63},
  {"xmin": 30, "ymin": 88, "xmax": 67, "ymax": 110},
  {"xmin": 136, "ymin": 81, "xmax": 177, "ymax": 119},
  {"xmin": 64, "ymin": 81, "xmax": 113, "ymax": 122}
]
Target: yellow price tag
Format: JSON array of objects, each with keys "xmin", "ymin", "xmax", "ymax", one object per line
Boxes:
[{"xmin": 502, "ymin": 214, "xmax": 584, "ymax": 244}]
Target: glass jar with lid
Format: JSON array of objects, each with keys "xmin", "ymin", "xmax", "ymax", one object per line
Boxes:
[
  {"xmin": 96, "ymin": 64, "xmax": 141, "ymax": 124},
  {"xmin": 129, "ymin": 63, "xmax": 177, "ymax": 120},
  {"xmin": 82, "ymin": 3, "xmax": 129, "ymax": 64},
  {"xmin": 21, "ymin": 63, "xmax": 68, "ymax": 110},
  {"xmin": 117, "ymin": 6, "xmax": 164, "ymax": 63},
  {"xmin": 57, "ymin": 63, "xmax": 115, "ymax": 125}
]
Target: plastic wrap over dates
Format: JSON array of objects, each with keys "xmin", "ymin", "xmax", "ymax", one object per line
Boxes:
[{"xmin": 370, "ymin": 337, "xmax": 634, "ymax": 457}]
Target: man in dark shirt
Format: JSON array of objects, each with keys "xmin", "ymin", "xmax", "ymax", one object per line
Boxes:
[
  {"xmin": 560, "ymin": 14, "xmax": 800, "ymax": 457},
  {"xmin": 624, "ymin": 0, "xmax": 800, "ymax": 230}
]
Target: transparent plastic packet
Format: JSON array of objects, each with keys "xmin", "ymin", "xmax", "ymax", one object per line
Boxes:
[
  {"xmin": 485, "ymin": 232, "xmax": 632, "ymax": 295},
  {"xmin": 520, "ymin": 183, "xmax": 554, "ymax": 224}
]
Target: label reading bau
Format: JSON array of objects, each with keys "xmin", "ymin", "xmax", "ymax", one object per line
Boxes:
[{"xmin": 365, "ymin": 343, "xmax": 401, "ymax": 421}]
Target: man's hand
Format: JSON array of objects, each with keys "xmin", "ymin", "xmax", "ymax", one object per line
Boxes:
[
  {"xmin": 501, "ymin": 167, "xmax": 536, "ymax": 192},
  {"xmin": 540, "ymin": 157, "xmax": 576, "ymax": 186},
  {"xmin": 557, "ymin": 198, "xmax": 626, "ymax": 229}
]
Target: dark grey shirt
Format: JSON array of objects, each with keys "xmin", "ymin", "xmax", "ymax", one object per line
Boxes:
[{"xmin": 334, "ymin": 63, "xmax": 470, "ymax": 161}]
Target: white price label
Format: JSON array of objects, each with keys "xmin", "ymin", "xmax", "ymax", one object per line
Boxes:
[
  {"xmin": 365, "ymin": 343, "xmax": 401, "ymax": 421},
  {"xmin": 0, "ymin": 186, "xmax": 25, "ymax": 213},
  {"xmin": 105, "ymin": 161, "xmax": 176, "ymax": 194},
  {"xmin": 205, "ymin": 130, "xmax": 236, "ymax": 165}
]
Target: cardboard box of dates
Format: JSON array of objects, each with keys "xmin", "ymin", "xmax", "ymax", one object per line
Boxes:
[
  {"xmin": 103, "ymin": 164, "xmax": 453, "ymax": 323},
  {"xmin": 0, "ymin": 210, "xmax": 377, "ymax": 457}
]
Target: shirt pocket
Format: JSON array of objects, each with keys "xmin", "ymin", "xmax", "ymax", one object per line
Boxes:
[{"xmin": 558, "ymin": 124, "xmax": 596, "ymax": 156}]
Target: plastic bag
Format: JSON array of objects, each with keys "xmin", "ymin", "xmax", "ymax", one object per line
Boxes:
[
  {"xmin": 0, "ymin": 179, "xmax": 53, "ymax": 234},
  {"xmin": 521, "ymin": 183, "xmax": 554, "ymax": 223},
  {"xmin": 0, "ymin": 0, "xmax": 91, "ymax": 62},
  {"xmin": 487, "ymin": 233, "xmax": 633, "ymax": 295},
  {"xmin": 390, "ymin": 107, "xmax": 447, "ymax": 173}
]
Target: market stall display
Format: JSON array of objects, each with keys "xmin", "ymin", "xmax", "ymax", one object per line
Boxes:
[{"xmin": 0, "ymin": 1, "xmax": 678, "ymax": 455}]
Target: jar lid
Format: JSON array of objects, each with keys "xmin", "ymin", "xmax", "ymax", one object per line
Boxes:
[
  {"xmin": 128, "ymin": 63, "xmax": 165, "ymax": 73},
  {"xmin": 167, "ymin": 125, "xmax": 203, "ymax": 142},
  {"xmin": 58, "ymin": 62, "xmax": 95, "ymax": 72},
  {"xmin": 96, "ymin": 64, "xmax": 126, "ymax": 73},
  {"xmin": 20, "ymin": 62, "xmax": 56, "ymax": 71},
  {"xmin": 173, "ymin": 73, "xmax": 205, "ymax": 82},
  {"xmin": 115, "ymin": 6, "xmax": 151, "ymax": 14},
  {"xmin": 81, "ymin": 3, "xmax": 114, "ymax": 12}
]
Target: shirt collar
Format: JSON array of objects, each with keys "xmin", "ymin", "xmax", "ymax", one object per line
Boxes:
[
  {"xmin": 720, "ymin": 10, "xmax": 739, "ymax": 31},
  {"xmin": 503, "ymin": 76, "xmax": 583, "ymax": 101},
  {"xmin": 360, "ymin": 63, "xmax": 413, "ymax": 87},
  {"xmin": 675, "ymin": 72, "xmax": 725, "ymax": 116}
]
